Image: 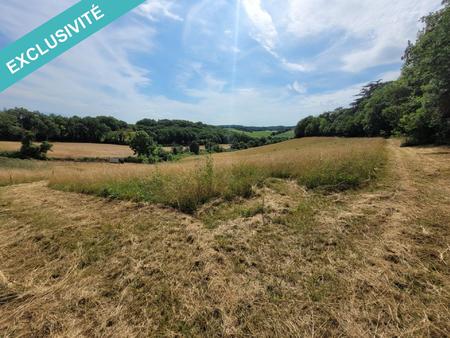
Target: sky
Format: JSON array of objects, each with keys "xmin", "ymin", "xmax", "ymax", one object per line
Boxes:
[{"xmin": 0, "ymin": 0, "xmax": 443, "ymax": 126}]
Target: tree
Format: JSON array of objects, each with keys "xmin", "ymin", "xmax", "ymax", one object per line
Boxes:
[
  {"xmin": 295, "ymin": 116, "xmax": 315, "ymax": 138},
  {"xmin": 0, "ymin": 112, "xmax": 22, "ymax": 140},
  {"xmin": 362, "ymin": 81, "xmax": 412, "ymax": 137},
  {"xmin": 19, "ymin": 132, "xmax": 53, "ymax": 159},
  {"xmin": 129, "ymin": 131, "xmax": 155, "ymax": 157},
  {"xmin": 400, "ymin": 1, "xmax": 450, "ymax": 144},
  {"xmin": 294, "ymin": 3, "xmax": 450, "ymax": 145},
  {"xmin": 189, "ymin": 141, "xmax": 200, "ymax": 155}
]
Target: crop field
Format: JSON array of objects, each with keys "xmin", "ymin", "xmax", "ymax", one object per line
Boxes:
[
  {"xmin": 0, "ymin": 141, "xmax": 134, "ymax": 159},
  {"xmin": 0, "ymin": 137, "xmax": 449, "ymax": 337}
]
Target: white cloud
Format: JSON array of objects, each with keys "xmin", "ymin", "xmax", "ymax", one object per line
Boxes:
[
  {"xmin": 139, "ymin": 0, "xmax": 183, "ymax": 21},
  {"xmin": 281, "ymin": 0, "xmax": 442, "ymax": 71},
  {"xmin": 242, "ymin": 0, "xmax": 314, "ymax": 73},
  {"xmin": 176, "ymin": 63, "xmax": 227, "ymax": 97},
  {"xmin": 0, "ymin": 1, "xmax": 79, "ymax": 38},
  {"xmin": 287, "ymin": 81, "xmax": 307, "ymax": 94},
  {"xmin": 1, "ymin": 70, "xmax": 363, "ymax": 125},
  {"xmin": 0, "ymin": 0, "xmax": 160, "ymax": 112},
  {"xmin": 281, "ymin": 59, "xmax": 309, "ymax": 72},
  {"xmin": 242, "ymin": 0, "xmax": 278, "ymax": 55}
]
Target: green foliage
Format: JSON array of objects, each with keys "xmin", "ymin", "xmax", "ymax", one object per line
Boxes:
[
  {"xmin": 39, "ymin": 141, "xmax": 53, "ymax": 154},
  {"xmin": 189, "ymin": 141, "xmax": 200, "ymax": 155},
  {"xmin": 0, "ymin": 111, "xmax": 23, "ymax": 140},
  {"xmin": 135, "ymin": 119, "xmax": 258, "ymax": 146},
  {"xmin": 295, "ymin": 3, "xmax": 450, "ymax": 145},
  {"xmin": 0, "ymin": 108, "xmax": 291, "ymax": 151},
  {"xmin": 129, "ymin": 131, "xmax": 155, "ymax": 157},
  {"xmin": 230, "ymin": 135, "xmax": 290, "ymax": 150},
  {"xmin": 128, "ymin": 131, "xmax": 175, "ymax": 163},
  {"xmin": 18, "ymin": 132, "xmax": 53, "ymax": 159},
  {"xmin": 0, "ymin": 108, "xmax": 129, "ymax": 143},
  {"xmin": 400, "ymin": 2, "xmax": 450, "ymax": 145}
]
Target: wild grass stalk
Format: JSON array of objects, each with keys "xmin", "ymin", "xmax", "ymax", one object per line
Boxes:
[{"xmin": 48, "ymin": 138, "xmax": 387, "ymax": 213}]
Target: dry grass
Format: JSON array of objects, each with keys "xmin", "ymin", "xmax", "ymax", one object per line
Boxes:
[
  {"xmin": 0, "ymin": 141, "xmax": 231, "ymax": 159},
  {"xmin": 0, "ymin": 157, "xmax": 152, "ymax": 187},
  {"xmin": 0, "ymin": 139, "xmax": 448, "ymax": 336},
  {"xmin": 0, "ymin": 141, "xmax": 134, "ymax": 158},
  {"xmin": 48, "ymin": 138, "xmax": 387, "ymax": 212}
]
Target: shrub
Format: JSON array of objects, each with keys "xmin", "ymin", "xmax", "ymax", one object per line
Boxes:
[
  {"xmin": 189, "ymin": 141, "xmax": 200, "ymax": 155},
  {"xmin": 130, "ymin": 131, "xmax": 156, "ymax": 157},
  {"xmin": 19, "ymin": 133, "xmax": 53, "ymax": 159}
]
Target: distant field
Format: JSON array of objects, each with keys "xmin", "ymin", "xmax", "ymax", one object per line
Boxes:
[
  {"xmin": 226, "ymin": 128, "xmax": 295, "ymax": 139},
  {"xmin": 0, "ymin": 141, "xmax": 231, "ymax": 158},
  {"xmin": 227, "ymin": 128, "xmax": 276, "ymax": 138},
  {"xmin": 0, "ymin": 141, "xmax": 134, "ymax": 158},
  {"xmin": 274, "ymin": 129, "xmax": 295, "ymax": 138}
]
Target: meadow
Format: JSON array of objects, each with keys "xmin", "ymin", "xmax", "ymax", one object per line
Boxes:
[
  {"xmin": 1, "ymin": 137, "xmax": 449, "ymax": 337},
  {"xmin": 0, "ymin": 141, "xmax": 134, "ymax": 159},
  {"xmin": 47, "ymin": 138, "xmax": 386, "ymax": 213}
]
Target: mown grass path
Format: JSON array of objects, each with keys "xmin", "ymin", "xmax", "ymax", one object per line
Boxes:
[{"xmin": 0, "ymin": 140, "xmax": 449, "ymax": 337}]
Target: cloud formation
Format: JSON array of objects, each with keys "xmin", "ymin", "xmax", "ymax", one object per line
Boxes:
[{"xmin": 0, "ymin": 0, "xmax": 443, "ymax": 125}]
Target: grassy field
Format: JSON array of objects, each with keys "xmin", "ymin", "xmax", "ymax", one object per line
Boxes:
[
  {"xmin": 0, "ymin": 141, "xmax": 230, "ymax": 159},
  {"xmin": 48, "ymin": 138, "xmax": 386, "ymax": 213},
  {"xmin": 1, "ymin": 138, "xmax": 386, "ymax": 211},
  {"xmin": 0, "ymin": 158, "xmax": 153, "ymax": 187},
  {"xmin": 274, "ymin": 129, "xmax": 295, "ymax": 139},
  {"xmin": 0, "ymin": 141, "xmax": 134, "ymax": 159},
  {"xmin": 1, "ymin": 137, "xmax": 449, "ymax": 336}
]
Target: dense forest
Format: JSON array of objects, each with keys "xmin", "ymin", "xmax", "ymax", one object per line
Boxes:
[
  {"xmin": 295, "ymin": 2, "xmax": 450, "ymax": 145},
  {"xmin": 0, "ymin": 108, "xmax": 283, "ymax": 147}
]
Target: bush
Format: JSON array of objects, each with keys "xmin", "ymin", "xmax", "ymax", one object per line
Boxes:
[
  {"xmin": 130, "ymin": 131, "xmax": 156, "ymax": 157},
  {"xmin": 19, "ymin": 133, "xmax": 53, "ymax": 159},
  {"xmin": 189, "ymin": 141, "xmax": 200, "ymax": 155}
]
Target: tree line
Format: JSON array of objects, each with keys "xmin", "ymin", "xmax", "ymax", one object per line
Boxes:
[
  {"xmin": 0, "ymin": 108, "xmax": 274, "ymax": 147},
  {"xmin": 0, "ymin": 107, "xmax": 293, "ymax": 162},
  {"xmin": 295, "ymin": 1, "xmax": 450, "ymax": 145}
]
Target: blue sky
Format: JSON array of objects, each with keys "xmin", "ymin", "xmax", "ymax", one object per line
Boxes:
[{"xmin": 0, "ymin": 0, "xmax": 442, "ymax": 125}]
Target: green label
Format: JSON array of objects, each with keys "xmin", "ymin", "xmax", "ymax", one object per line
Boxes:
[{"xmin": 0, "ymin": 0, "xmax": 145, "ymax": 92}]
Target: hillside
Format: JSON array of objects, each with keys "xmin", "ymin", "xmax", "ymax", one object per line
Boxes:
[{"xmin": 0, "ymin": 138, "xmax": 449, "ymax": 336}]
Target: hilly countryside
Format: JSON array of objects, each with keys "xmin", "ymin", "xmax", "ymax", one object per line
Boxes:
[{"xmin": 0, "ymin": 2, "xmax": 449, "ymax": 337}]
